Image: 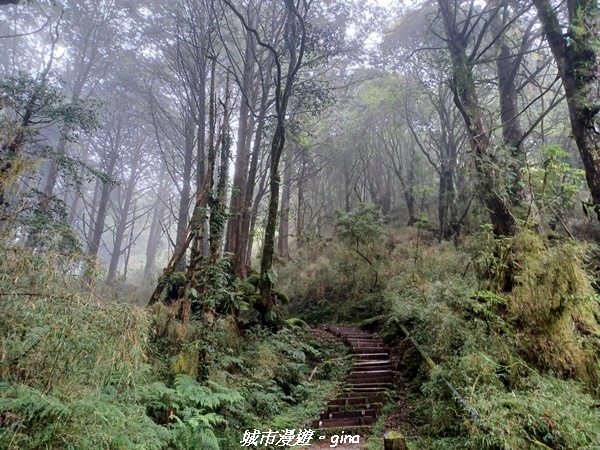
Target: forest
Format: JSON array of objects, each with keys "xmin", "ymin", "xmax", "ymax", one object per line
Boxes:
[{"xmin": 1, "ymin": 0, "xmax": 600, "ymax": 448}]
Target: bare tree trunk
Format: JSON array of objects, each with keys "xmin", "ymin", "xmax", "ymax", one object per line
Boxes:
[
  {"xmin": 87, "ymin": 147, "xmax": 118, "ymax": 257},
  {"xmin": 174, "ymin": 116, "xmax": 195, "ymax": 271},
  {"xmin": 437, "ymin": 96, "xmax": 459, "ymax": 239},
  {"xmin": 144, "ymin": 169, "xmax": 168, "ymax": 277},
  {"xmin": 296, "ymin": 146, "xmax": 307, "ymax": 249},
  {"xmin": 492, "ymin": 1, "xmax": 529, "ymax": 204},
  {"xmin": 225, "ymin": 29, "xmax": 255, "ymax": 258},
  {"xmin": 144, "ymin": 199, "xmax": 166, "ymax": 278},
  {"xmin": 277, "ymin": 149, "xmax": 293, "ymax": 260},
  {"xmin": 236, "ymin": 68, "xmax": 270, "ymax": 277},
  {"xmin": 123, "ymin": 210, "xmax": 136, "ymax": 281},
  {"xmin": 107, "ymin": 150, "xmax": 140, "ymax": 283}
]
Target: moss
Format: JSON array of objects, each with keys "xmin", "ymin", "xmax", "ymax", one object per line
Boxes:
[
  {"xmin": 506, "ymin": 231, "xmax": 600, "ymax": 388},
  {"xmin": 171, "ymin": 341, "xmax": 200, "ymax": 377}
]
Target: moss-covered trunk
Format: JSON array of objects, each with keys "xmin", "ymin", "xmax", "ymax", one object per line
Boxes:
[
  {"xmin": 533, "ymin": 0, "xmax": 600, "ymax": 220},
  {"xmin": 438, "ymin": 0, "xmax": 517, "ymax": 237},
  {"xmin": 259, "ymin": 123, "xmax": 285, "ymax": 325}
]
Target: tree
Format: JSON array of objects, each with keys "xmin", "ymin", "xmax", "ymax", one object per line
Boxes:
[
  {"xmin": 0, "ymin": 68, "xmax": 97, "ymax": 247},
  {"xmin": 437, "ymin": 0, "xmax": 518, "ymax": 236},
  {"xmin": 219, "ymin": 0, "xmax": 310, "ymax": 326},
  {"xmin": 532, "ymin": 0, "xmax": 600, "ymax": 221}
]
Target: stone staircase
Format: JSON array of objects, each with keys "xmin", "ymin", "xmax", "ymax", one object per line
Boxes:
[{"xmin": 312, "ymin": 325, "xmax": 393, "ymax": 430}]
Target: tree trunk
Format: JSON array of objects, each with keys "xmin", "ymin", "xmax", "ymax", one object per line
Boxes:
[
  {"xmin": 438, "ymin": 0, "xmax": 518, "ymax": 237},
  {"xmin": 439, "ymin": 165, "xmax": 456, "ymax": 239},
  {"xmin": 87, "ymin": 149, "xmax": 117, "ymax": 257},
  {"xmin": 237, "ymin": 79, "xmax": 270, "ymax": 277},
  {"xmin": 259, "ymin": 123, "xmax": 285, "ymax": 324},
  {"xmin": 246, "ymin": 169, "xmax": 268, "ymax": 268},
  {"xmin": 277, "ymin": 149, "xmax": 293, "ymax": 260},
  {"xmin": 144, "ymin": 198, "xmax": 165, "ymax": 278},
  {"xmin": 210, "ymin": 76, "xmax": 231, "ymax": 259},
  {"xmin": 296, "ymin": 147, "xmax": 307, "ymax": 249},
  {"xmin": 225, "ymin": 30, "xmax": 255, "ymax": 258},
  {"xmin": 123, "ymin": 212, "xmax": 136, "ymax": 281},
  {"xmin": 494, "ymin": 1, "xmax": 527, "ymax": 204},
  {"xmin": 147, "ymin": 55, "xmax": 216, "ymax": 308},
  {"xmin": 533, "ymin": 0, "xmax": 600, "ymax": 220},
  {"xmin": 174, "ymin": 116, "xmax": 195, "ymax": 271},
  {"xmin": 67, "ymin": 143, "xmax": 90, "ymax": 227},
  {"xmin": 107, "ymin": 151, "xmax": 140, "ymax": 283}
]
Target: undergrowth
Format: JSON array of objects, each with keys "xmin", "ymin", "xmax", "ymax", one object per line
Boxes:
[
  {"xmin": 0, "ymin": 242, "xmax": 348, "ymax": 449},
  {"xmin": 281, "ymin": 224, "xmax": 600, "ymax": 449}
]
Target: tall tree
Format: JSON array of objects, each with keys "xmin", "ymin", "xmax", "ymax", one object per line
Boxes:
[
  {"xmin": 219, "ymin": 0, "xmax": 309, "ymax": 325},
  {"xmin": 532, "ymin": 0, "xmax": 600, "ymax": 220},
  {"xmin": 437, "ymin": 0, "xmax": 518, "ymax": 236}
]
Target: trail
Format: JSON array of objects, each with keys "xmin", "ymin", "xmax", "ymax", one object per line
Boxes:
[{"xmin": 309, "ymin": 325, "xmax": 395, "ymax": 449}]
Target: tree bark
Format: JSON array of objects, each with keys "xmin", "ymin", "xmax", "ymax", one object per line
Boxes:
[
  {"xmin": 236, "ymin": 84, "xmax": 269, "ymax": 277},
  {"xmin": 174, "ymin": 115, "xmax": 195, "ymax": 271},
  {"xmin": 225, "ymin": 29, "xmax": 255, "ymax": 258},
  {"xmin": 438, "ymin": 0, "xmax": 518, "ymax": 237},
  {"xmin": 107, "ymin": 148, "xmax": 140, "ymax": 283},
  {"xmin": 533, "ymin": 0, "xmax": 600, "ymax": 220},
  {"xmin": 277, "ymin": 149, "xmax": 293, "ymax": 260},
  {"xmin": 296, "ymin": 146, "xmax": 307, "ymax": 248},
  {"xmin": 493, "ymin": 1, "xmax": 528, "ymax": 204},
  {"xmin": 87, "ymin": 132, "xmax": 119, "ymax": 258},
  {"xmin": 144, "ymin": 198, "xmax": 166, "ymax": 278}
]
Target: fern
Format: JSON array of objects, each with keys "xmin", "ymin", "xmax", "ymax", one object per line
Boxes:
[{"xmin": 141, "ymin": 375, "xmax": 242, "ymax": 450}]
